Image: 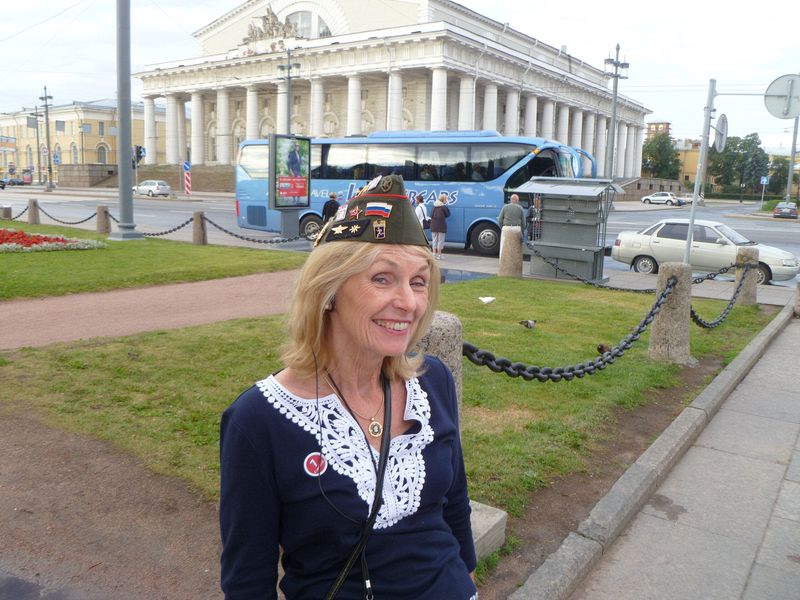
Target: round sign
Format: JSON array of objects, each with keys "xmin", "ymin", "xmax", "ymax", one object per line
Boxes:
[
  {"xmin": 765, "ymin": 74, "xmax": 800, "ymax": 119},
  {"xmin": 713, "ymin": 114, "xmax": 728, "ymax": 153}
]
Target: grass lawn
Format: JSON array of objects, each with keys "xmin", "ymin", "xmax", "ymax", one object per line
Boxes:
[
  {"xmin": 0, "ymin": 219, "xmax": 307, "ymax": 300},
  {"xmin": 0, "ymin": 273, "xmax": 772, "ymax": 517}
]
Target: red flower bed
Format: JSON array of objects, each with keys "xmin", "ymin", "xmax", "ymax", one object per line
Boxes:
[{"xmin": 0, "ymin": 229, "xmax": 70, "ymax": 247}]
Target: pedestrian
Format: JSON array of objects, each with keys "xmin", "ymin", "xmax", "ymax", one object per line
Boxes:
[
  {"xmin": 219, "ymin": 174, "xmax": 477, "ymax": 600},
  {"xmin": 430, "ymin": 192, "xmax": 450, "ymax": 261},
  {"xmin": 497, "ymin": 193, "xmax": 525, "ymax": 257},
  {"xmin": 322, "ymin": 192, "xmax": 340, "ymax": 222},
  {"xmin": 414, "ymin": 193, "xmax": 429, "ymax": 229}
]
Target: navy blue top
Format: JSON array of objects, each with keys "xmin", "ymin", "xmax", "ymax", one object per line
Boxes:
[{"xmin": 219, "ymin": 356, "xmax": 478, "ymax": 600}]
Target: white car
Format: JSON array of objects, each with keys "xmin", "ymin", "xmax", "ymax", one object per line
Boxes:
[
  {"xmin": 610, "ymin": 218, "xmax": 800, "ymax": 285},
  {"xmin": 640, "ymin": 191, "xmax": 683, "ymax": 206},
  {"xmin": 133, "ymin": 180, "xmax": 171, "ymax": 197}
]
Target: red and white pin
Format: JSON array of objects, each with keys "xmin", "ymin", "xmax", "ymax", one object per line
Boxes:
[{"xmin": 303, "ymin": 452, "xmax": 328, "ymax": 477}]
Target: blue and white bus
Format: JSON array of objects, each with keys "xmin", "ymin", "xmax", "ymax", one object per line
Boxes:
[{"xmin": 235, "ymin": 130, "xmax": 595, "ymax": 254}]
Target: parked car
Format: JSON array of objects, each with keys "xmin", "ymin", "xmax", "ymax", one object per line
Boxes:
[
  {"xmin": 610, "ymin": 218, "xmax": 800, "ymax": 285},
  {"xmin": 132, "ymin": 180, "xmax": 171, "ymax": 196},
  {"xmin": 0, "ymin": 179, "xmax": 5, "ymax": 190},
  {"xmin": 640, "ymin": 191, "xmax": 684, "ymax": 206},
  {"xmin": 773, "ymin": 202, "xmax": 798, "ymax": 219}
]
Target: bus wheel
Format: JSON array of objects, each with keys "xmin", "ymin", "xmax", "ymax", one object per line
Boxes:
[
  {"xmin": 470, "ymin": 223, "xmax": 501, "ymax": 255},
  {"xmin": 300, "ymin": 215, "xmax": 323, "ymax": 240}
]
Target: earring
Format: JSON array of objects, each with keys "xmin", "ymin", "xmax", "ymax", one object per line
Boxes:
[{"xmin": 324, "ymin": 297, "xmax": 335, "ymax": 311}]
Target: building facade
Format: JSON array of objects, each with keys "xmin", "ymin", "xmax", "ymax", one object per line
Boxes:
[
  {"xmin": 0, "ymin": 100, "xmax": 166, "ymax": 182},
  {"xmin": 136, "ymin": 0, "xmax": 650, "ymax": 178}
]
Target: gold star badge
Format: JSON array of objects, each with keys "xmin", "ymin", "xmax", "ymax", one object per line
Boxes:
[
  {"xmin": 331, "ymin": 224, "xmax": 347, "ymax": 234},
  {"xmin": 348, "ymin": 224, "xmax": 362, "ymax": 233}
]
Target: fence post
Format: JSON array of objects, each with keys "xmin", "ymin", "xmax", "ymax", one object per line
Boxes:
[
  {"xmin": 417, "ymin": 310, "xmax": 463, "ymax": 416},
  {"xmin": 497, "ymin": 226, "xmax": 523, "ymax": 277},
  {"xmin": 27, "ymin": 199, "xmax": 40, "ymax": 225},
  {"xmin": 96, "ymin": 205, "xmax": 111, "ymax": 234},
  {"xmin": 648, "ymin": 262, "xmax": 693, "ymax": 364},
  {"xmin": 735, "ymin": 247, "xmax": 759, "ymax": 306},
  {"xmin": 192, "ymin": 211, "xmax": 207, "ymax": 245},
  {"xmin": 1, "ymin": 206, "xmax": 10, "ymax": 220}
]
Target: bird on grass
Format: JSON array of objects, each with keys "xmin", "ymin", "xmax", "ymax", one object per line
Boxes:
[
  {"xmin": 519, "ymin": 319, "xmax": 537, "ymax": 329},
  {"xmin": 597, "ymin": 343, "xmax": 612, "ymax": 355}
]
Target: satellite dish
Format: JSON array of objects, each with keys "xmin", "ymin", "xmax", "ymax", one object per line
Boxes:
[
  {"xmin": 713, "ymin": 114, "xmax": 728, "ymax": 152},
  {"xmin": 765, "ymin": 74, "xmax": 800, "ymax": 119}
]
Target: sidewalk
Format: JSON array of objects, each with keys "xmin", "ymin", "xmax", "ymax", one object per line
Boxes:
[{"xmin": 511, "ymin": 293, "xmax": 800, "ymax": 599}]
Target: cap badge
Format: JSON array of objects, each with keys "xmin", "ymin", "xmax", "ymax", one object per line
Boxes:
[{"xmin": 373, "ymin": 219, "xmax": 386, "ymax": 239}]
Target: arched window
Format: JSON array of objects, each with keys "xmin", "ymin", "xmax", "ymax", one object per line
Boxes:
[
  {"xmin": 286, "ymin": 10, "xmax": 331, "ymax": 39},
  {"xmin": 71, "ymin": 143, "xmax": 79, "ymax": 164},
  {"xmin": 97, "ymin": 145, "xmax": 108, "ymax": 164}
]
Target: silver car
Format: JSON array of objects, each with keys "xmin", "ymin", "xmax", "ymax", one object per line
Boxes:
[
  {"xmin": 610, "ymin": 218, "xmax": 800, "ymax": 285},
  {"xmin": 133, "ymin": 180, "xmax": 171, "ymax": 197}
]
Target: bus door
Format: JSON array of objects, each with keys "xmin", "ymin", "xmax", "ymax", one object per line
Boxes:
[{"xmin": 502, "ymin": 143, "xmax": 573, "ymax": 198}]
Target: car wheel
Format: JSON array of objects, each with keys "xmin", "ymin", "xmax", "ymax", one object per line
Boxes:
[
  {"xmin": 300, "ymin": 214, "xmax": 323, "ymax": 240},
  {"xmin": 753, "ymin": 263, "xmax": 770, "ymax": 285},
  {"xmin": 666, "ymin": 200, "xmax": 673, "ymax": 206},
  {"xmin": 643, "ymin": 199, "xmax": 651, "ymax": 204},
  {"xmin": 633, "ymin": 255, "xmax": 659, "ymax": 275},
  {"xmin": 147, "ymin": 190, "xmax": 154, "ymax": 197},
  {"xmin": 470, "ymin": 222, "xmax": 501, "ymax": 255}
]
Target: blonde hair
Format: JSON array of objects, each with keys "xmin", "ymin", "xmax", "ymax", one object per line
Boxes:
[{"xmin": 281, "ymin": 242, "xmax": 440, "ymax": 380}]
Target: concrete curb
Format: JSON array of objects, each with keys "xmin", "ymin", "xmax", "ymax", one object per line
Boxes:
[{"xmin": 508, "ymin": 294, "xmax": 797, "ymax": 600}]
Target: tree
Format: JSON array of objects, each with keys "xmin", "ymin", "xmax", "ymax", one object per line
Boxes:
[
  {"xmin": 740, "ymin": 133, "xmax": 769, "ymax": 191},
  {"xmin": 642, "ymin": 132, "xmax": 681, "ymax": 179},
  {"xmin": 708, "ymin": 136, "xmax": 742, "ymax": 187},
  {"xmin": 768, "ymin": 157, "xmax": 788, "ymax": 195}
]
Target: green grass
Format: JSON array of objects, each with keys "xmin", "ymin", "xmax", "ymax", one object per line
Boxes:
[
  {"xmin": 0, "ymin": 219, "xmax": 307, "ymax": 300},
  {"xmin": 0, "ymin": 275, "xmax": 773, "ymax": 518}
]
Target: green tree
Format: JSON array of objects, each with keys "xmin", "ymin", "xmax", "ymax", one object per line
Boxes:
[
  {"xmin": 740, "ymin": 133, "xmax": 769, "ymax": 191},
  {"xmin": 768, "ymin": 157, "xmax": 789, "ymax": 195},
  {"xmin": 708, "ymin": 136, "xmax": 742, "ymax": 187},
  {"xmin": 642, "ymin": 132, "xmax": 681, "ymax": 179}
]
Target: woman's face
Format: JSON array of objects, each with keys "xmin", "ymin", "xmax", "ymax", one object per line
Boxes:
[{"xmin": 328, "ymin": 247, "xmax": 431, "ymax": 362}]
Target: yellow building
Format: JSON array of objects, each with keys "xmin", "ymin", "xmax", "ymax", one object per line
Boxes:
[
  {"xmin": 676, "ymin": 139, "xmax": 701, "ymax": 186},
  {"xmin": 0, "ymin": 100, "xmax": 168, "ymax": 182}
]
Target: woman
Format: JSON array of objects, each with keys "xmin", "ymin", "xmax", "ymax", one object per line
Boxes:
[
  {"xmin": 430, "ymin": 192, "xmax": 450, "ymax": 261},
  {"xmin": 219, "ymin": 174, "xmax": 477, "ymax": 600},
  {"xmin": 414, "ymin": 193, "xmax": 429, "ymax": 230}
]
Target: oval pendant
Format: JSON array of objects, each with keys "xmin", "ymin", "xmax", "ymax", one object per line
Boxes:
[{"xmin": 368, "ymin": 421, "xmax": 383, "ymax": 438}]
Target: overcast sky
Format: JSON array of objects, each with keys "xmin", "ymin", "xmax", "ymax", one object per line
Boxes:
[{"xmin": 1, "ymin": 0, "xmax": 797, "ymax": 154}]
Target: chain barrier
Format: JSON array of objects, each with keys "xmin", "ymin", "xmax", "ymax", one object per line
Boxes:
[
  {"xmin": 10, "ymin": 206, "xmax": 29, "ymax": 220},
  {"xmin": 108, "ymin": 212, "xmax": 119, "ymax": 224},
  {"xmin": 142, "ymin": 217, "xmax": 194, "ymax": 237},
  {"xmin": 462, "ymin": 275, "xmax": 678, "ymax": 382},
  {"xmin": 37, "ymin": 205, "xmax": 98, "ymax": 225},
  {"xmin": 690, "ymin": 263, "xmax": 751, "ymax": 329},
  {"xmin": 203, "ymin": 216, "xmax": 307, "ymax": 245}
]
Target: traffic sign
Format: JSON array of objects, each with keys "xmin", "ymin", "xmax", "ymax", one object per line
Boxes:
[
  {"xmin": 183, "ymin": 161, "xmax": 191, "ymax": 172},
  {"xmin": 761, "ymin": 176, "xmax": 769, "ymax": 185},
  {"xmin": 765, "ymin": 74, "xmax": 800, "ymax": 119}
]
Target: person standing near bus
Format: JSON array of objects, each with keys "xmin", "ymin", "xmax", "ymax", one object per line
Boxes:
[
  {"xmin": 430, "ymin": 193, "xmax": 450, "ymax": 260},
  {"xmin": 497, "ymin": 194, "xmax": 525, "ymax": 257},
  {"xmin": 322, "ymin": 192, "xmax": 340, "ymax": 222}
]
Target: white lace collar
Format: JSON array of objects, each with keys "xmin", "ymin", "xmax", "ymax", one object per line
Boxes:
[{"xmin": 257, "ymin": 375, "xmax": 434, "ymax": 529}]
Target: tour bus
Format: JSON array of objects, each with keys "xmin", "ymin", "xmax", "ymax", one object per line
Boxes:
[{"xmin": 235, "ymin": 130, "xmax": 596, "ymax": 255}]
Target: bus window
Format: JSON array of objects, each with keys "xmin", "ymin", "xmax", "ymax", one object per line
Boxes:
[
  {"xmin": 238, "ymin": 145, "xmax": 269, "ymax": 179},
  {"xmin": 416, "ymin": 144, "xmax": 468, "ymax": 181},
  {"xmin": 310, "ymin": 144, "xmax": 322, "ymax": 178},
  {"xmin": 366, "ymin": 144, "xmax": 414, "ymax": 179},
  {"xmin": 556, "ymin": 150, "xmax": 576, "ymax": 178},
  {"xmin": 326, "ymin": 144, "xmax": 367, "ymax": 179},
  {"xmin": 469, "ymin": 143, "xmax": 531, "ymax": 181}
]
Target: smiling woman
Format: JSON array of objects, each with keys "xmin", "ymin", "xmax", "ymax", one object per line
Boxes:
[{"xmin": 219, "ymin": 174, "xmax": 479, "ymax": 600}]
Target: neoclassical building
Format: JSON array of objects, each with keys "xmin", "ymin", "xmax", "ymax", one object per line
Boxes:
[{"xmin": 136, "ymin": 0, "xmax": 649, "ymax": 177}]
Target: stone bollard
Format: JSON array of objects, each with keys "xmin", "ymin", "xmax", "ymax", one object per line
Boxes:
[
  {"xmin": 417, "ymin": 310, "xmax": 463, "ymax": 416},
  {"xmin": 497, "ymin": 226, "xmax": 523, "ymax": 277},
  {"xmin": 192, "ymin": 211, "xmax": 207, "ymax": 245},
  {"xmin": 1, "ymin": 205, "xmax": 10, "ymax": 220},
  {"xmin": 27, "ymin": 199, "xmax": 40, "ymax": 225},
  {"xmin": 795, "ymin": 282, "xmax": 800, "ymax": 317},
  {"xmin": 96, "ymin": 205, "xmax": 111, "ymax": 234},
  {"xmin": 648, "ymin": 262, "xmax": 694, "ymax": 364},
  {"xmin": 735, "ymin": 246, "xmax": 759, "ymax": 306}
]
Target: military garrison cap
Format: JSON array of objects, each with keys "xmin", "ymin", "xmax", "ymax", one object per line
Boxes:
[{"xmin": 314, "ymin": 174, "xmax": 428, "ymax": 248}]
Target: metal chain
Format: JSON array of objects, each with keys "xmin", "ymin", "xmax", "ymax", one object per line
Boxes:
[
  {"xmin": 203, "ymin": 216, "xmax": 306, "ymax": 245},
  {"xmin": 108, "ymin": 212, "xmax": 120, "ymax": 224},
  {"xmin": 142, "ymin": 217, "xmax": 194, "ymax": 237},
  {"xmin": 462, "ymin": 275, "xmax": 678, "ymax": 382},
  {"xmin": 690, "ymin": 263, "xmax": 751, "ymax": 328},
  {"xmin": 37, "ymin": 205, "xmax": 98, "ymax": 225},
  {"xmin": 10, "ymin": 206, "xmax": 29, "ymax": 220}
]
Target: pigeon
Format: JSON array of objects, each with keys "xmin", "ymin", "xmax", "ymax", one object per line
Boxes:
[
  {"xmin": 597, "ymin": 343, "xmax": 612, "ymax": 355},
  {"xmin": 478, "ymin": 297, "xmax": 495, "ymax": 304},
  {"xmin": 519, "ymin": 319, "xmax": 537, "ymax": 329}
]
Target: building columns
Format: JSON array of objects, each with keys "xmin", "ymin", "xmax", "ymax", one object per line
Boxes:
[
  {"xmin": 616, "ymin": 122, "xmax": 627, "ymax": 178},
  {"xmin": 504, "ymin": 89, "xmax": 519, "ymax": 136},
  {"xmin": 176, "ymin": 98, "xmax": 187, "ymax": 163},
  {"xmin": 216, "ymin": 88, "xmax": 231, "ymax": 165},
  {"xmin": 581, "ymin": 111, "xmax": 596, "ymax": 176},
  {"xmin": 595, "ymin": 115, "xmax": 608, "ymax": 178},
  {"xmin": 482, "ymin": 83, "xmax": 497, "ymax": 131},
  {"xmin": 569, "ymin": 108, "xmax": 583, "ymax": 149},
  {"xmin": 430, "ymin": 68, "xmax": 447, "ymax": 130},
  {"xmin": 190, "ymin": 92, "xmax": 205, "ymax": 165},
  {"xmin": 387, "ymin": 71, "xmax": 404, "ymax": 131},
  {"xmin": 143, "ymin": 96, "xmax": 157, "ymax": 165},
  {"xmin": 523, "ymin": 95, "xmax": 538, "ymax": 137},
  {"xmin": 625, "ymin": 124, "xmax": 637, "ymax": 177},
  {"xmin": 246, "ymin": 86, "xmax": 260, "ymax": 140},
  {"xmin": 276, "ymin": 81, "xmax": 288, "ymax": 135},
  {"xmin": 310, "ymin": 78, "xmax": 325, "ymax": 138},
  {"xmin": 165, "ymin": 94, "xmax": 179, "ymax": 165},
  {"xmin": 541, "ymin": 99, "xmax": 555, "ymax": 139},
  {"xmin": 346, "ymin": 75, "xmax": 362, "ymax": 136},
  {"xmin": 458, "ymin": 75, "xmax": 475, "ymax": 130},
  {"xmin": 555, "ymin": 104, "xmax": 570, "ymax": 144}
]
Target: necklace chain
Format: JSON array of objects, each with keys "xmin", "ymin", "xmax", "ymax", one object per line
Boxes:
[{"xmin": 325, "ymin": 372, "xmax": 384, "ymax": 438}]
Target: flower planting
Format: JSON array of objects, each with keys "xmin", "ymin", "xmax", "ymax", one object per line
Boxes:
[{"xmin": 0, "ymin": 228, "xmax": 107, "ymax": 253}]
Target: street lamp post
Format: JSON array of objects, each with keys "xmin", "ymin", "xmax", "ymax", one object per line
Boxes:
[
  {"xmin": 604, "ymin": 44, "xmax": 629, "ymax": 180},
  {"xmin": 27, "ymin": 106, "xmax": 43, "ymax": 184},
  {"xmin": 277, "ymin": 48, "xmax": 301, "ymax": 135},
  {"xmin": 39, "ymin": 86, "xmax": 55, "ymax": 191}
]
